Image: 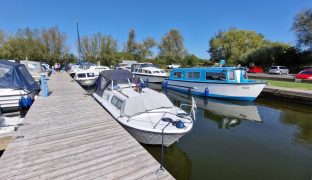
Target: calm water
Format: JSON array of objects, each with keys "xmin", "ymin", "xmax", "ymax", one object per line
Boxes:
[
  {"xmin": 84, "ymin": 84, "xmax": 312, "ymax": 180},
  {"xmin": 144, "ymin": 84, "xmax": 312, "ymax": 180}
]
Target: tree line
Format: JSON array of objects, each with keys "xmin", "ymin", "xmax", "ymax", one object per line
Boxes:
[
  {"xmin": 208, "ymin": 8, "xmax": 312, "ymax": 72},
  {"xmin": 0, "ymin": 8, "xmax": 311, "ymax": 71}
]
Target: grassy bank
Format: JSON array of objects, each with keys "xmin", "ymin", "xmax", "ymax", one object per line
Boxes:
[{"xmin": 266, "ymin": 80, "xmax": 312, "ymax": 90}]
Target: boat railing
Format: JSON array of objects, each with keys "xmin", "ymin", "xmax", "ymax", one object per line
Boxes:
[{"xmin": 124, "ymin": 109, "xmax": 192, "ymax": 128}]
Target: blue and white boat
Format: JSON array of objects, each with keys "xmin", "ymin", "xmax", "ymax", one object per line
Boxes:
[{"xmin": 162, "ymin": 67, "xmax": 266, "ymax": 101}]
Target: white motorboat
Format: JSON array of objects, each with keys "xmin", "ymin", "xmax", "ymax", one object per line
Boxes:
[
  {"xmin": 68, "ymin": 64, "xmax": 81, "ymax": 77},
  {"xmin": 88, "ymin": 65, "xmax": 110, "ymax": 77},
  {"xmin": 92, "ymin": 69, "xmax": 195, "ymax": 147},
  {"xmin": 131, "ymin": 63, "xmax": 168, "ymax": 83},
  {"xmin": 0, "ymin": 60, "xmax": 40, "ymax": 113},
  {"xmin": 74, "ymin": 70, "xmax": 97, "ymax": 87}
]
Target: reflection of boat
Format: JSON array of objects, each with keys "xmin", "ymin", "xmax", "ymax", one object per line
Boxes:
[
  {"xmin": 0, "ymin": 60, "xmax": 40, "ymax": 113},
  {"xmin": 144, "ymin": 143, "xmax": 192, "ymax": 180},
  {"xmin": 165, "ymin": 90, "xmax": 262, "ymax": 123},
  {"xmin": 163, "ymin": 67, "xmax": 266, "ymax": 101},
  {"xmin": 92, "ymin": 69, "xmax": 195, "ymax": 147},
  {"xmin": 131, "ymin": 63, "xmax": 168, "ymax": 83}
]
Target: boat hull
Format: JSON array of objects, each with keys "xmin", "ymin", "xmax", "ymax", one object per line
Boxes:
[
  {"xmin": 0, "ymin": 89, "xmax": 28, "ymax": 112},
  {"xmin": 75, "ymin": 78, "xmax": 97, "ymax": 87},
  {"xmin": 121, "ymin": 123, "xmax": 186, "ymax": 147},
  {"xmin": 134, "ymin": 73, "xmax": 167, "ymax": 84},
  {"xmin": 164, "ymin": 80, "xmax": 266, "ymax": 101}
]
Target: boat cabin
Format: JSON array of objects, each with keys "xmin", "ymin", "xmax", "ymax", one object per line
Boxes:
[
  {"xmin": 169, "ymin": 67, "xmax": 251, "ymax": 83},
  {"xmin": 131, "ymin": 63, "xmax": 166, "ymax": 75}
]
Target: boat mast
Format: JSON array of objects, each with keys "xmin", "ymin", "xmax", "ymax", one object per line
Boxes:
[{"xmin": 76, "ymin": 21, "xmax": 83, "ymax": 64}]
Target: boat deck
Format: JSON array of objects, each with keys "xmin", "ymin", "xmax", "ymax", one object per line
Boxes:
[{"xmin": 0, "ymin": 72, "xmax": 173, "ymax": 179}]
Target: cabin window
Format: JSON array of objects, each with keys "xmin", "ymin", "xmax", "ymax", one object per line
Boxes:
[
  {"xmin": 186, "ymin": 72, "xmax": 200, "ymax": 79},
  {"xmin": 206, "ymin": 72, "xmax": 226, "ymax": 81},
  {"xmin": 242, "ymin": 70, "xmax": 248, "ymax": 79},
  {"xmin": 173, "ymin": 72, "xmax": 182, "ymax": 78},
  {"xmin": 153, "ymin": 71, "xmax": 160, "ymax": 73},
  {"xmin": 87, "ymin": 73, "xmax": 94, "ymax": 77},
  {"xmin": 19, "ymin": 66, "xmax": 35, "ymax": 84},
  {"xmin": 111, "ymin": 96, "xmax": 122, "ymax": 109},
  {"xmin": 161, "ymin": 70, "xmax": 165, "ymax": 73},
  {"xmin": 228, "ymin": 71, "xmax": 235, "ymax": 80},
  {"xmin": 77, "ymin": 73, "xmax": 86, "ymax": 78},
  {"xmin": 139, "ymin": 69, "xmax": 142, "ymax": 73},
  {"xmin": 0, "ymin": 67, "xmax": 9, "ymax": 78}
]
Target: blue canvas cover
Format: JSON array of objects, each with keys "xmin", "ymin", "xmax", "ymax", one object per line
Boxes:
[{"xmin": 0, "ymin": 60, "xmax": 40, "ymax": 93}]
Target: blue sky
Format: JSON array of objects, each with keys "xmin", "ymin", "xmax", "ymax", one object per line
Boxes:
[{"xmin": 0, "ymin": 0, "xmax": 311, "ymax": 59}]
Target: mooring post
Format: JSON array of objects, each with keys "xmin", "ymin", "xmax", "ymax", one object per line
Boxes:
[{"xmin": 41, "ymin": 75, "xmax": 48, "ymax": 97}]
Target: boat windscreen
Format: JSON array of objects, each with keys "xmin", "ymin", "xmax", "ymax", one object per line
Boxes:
[{"xmin": 122, "ymin": 93, "xmax": 173, "ymax": 117}]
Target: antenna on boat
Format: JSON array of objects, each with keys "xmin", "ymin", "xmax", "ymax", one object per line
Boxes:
[{"xmin": 76, "ymin": 20, "xmax": 83, "ymax": 65}]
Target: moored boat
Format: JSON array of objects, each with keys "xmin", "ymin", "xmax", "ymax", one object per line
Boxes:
[
  {"xmin": 74, "ymin": 70, "xmax": 97, "ymax": 87},
  {"xmin": 0, "ymin": 60, "xmax": 40, "ymax": 113},
  {"xmin": 131, "ymin": 63, "xmax": 168, "ymax": 84},
  {"xmin": 92, "ymin": 69, "xmax": 195, "ymax": 146},
  {"xmin": 163, "ymin": 67, "xmax": 266, "ymax": 101}
]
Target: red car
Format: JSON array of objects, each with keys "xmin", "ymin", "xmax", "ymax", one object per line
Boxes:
[
  {"xmin": 295, "ymin": 69, "xmax": 312, "ymax": 80},
  {"xmin": 248, "ymin": 66, "xmax": 263, "ymax": 73}
]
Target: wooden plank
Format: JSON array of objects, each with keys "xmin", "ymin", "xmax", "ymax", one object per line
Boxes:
[{"xmin": 0, "ymin": 73, "xmax": 174, "ymax": 179}]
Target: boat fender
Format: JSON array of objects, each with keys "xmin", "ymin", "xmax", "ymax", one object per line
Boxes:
[
  {"xmin": 162, "ymin": 81, "xmax": 168, "ymax": 88},
  {"xmin": 19, "ymin": 96, "xmax": 28, "ymax": 108},
  {"xmin": 174, "ymin": 120, "xmax": 185, "ymax": 129},
  {"xmin": 26, "ymin": 96, "xmax": 33, "ymax": 107},
  {"xmin": 204, "ymin": 88, "xmax": 209, "ymax": 97}
]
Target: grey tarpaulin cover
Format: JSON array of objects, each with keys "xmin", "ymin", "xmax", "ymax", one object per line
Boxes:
[{"xmin": 0, "ymin": 60, "xmax": 40, "ymax": 92}]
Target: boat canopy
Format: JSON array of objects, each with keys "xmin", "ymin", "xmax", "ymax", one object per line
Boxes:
[
  {"xmin": 0, "ymin": 60, "xmax": 40, "ymax": 92},
  {"xmin": 95, "ymin": 69, "xmax": 133, "ymax": 97},
  {"xmin": 122, "ymin": 92, "xmax": 174, "ymax": 117},
  {"xmin": 100, "ymin": 69, "xmax": 133, "ymax": 81}
]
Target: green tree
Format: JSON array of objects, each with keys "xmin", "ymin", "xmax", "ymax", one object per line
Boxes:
[
  {"xmin": 80, "ymin": 33, "xmax": 118, "ymax": 66},
  {"xmin": 40, "ymin": 26, "xmax": 68, "ymax": 64},
  {"xmin": 136, "ymin": 37, "xmax": 156, "ymax": 61},
  {"xmin": 124, "ymin": 29, "xmax": 137, "ymax": 60},
  {"xmin": 208, "ymin": 28, "xmax": 267, "ymax": 65},
  {"xmin": 158, "ymin": 29, "xmax": 186, "ymax": 65},
  {"xmin": 292, "ymin": 8, "xmax": 312, "ymax": 51},
  {"xmin": 99, "ymin": 35, "xmax": 118, "ymax": 66},
  {"xmin": 182, "ymin": 54, "xmax": 200, "ymax": 67}
]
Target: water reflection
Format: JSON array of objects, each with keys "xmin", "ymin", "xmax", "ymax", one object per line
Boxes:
[
  {"xmin": 256, "ymin": 98, "xmax": 312, "ymax": 145},
  {"xmin": 165, "ymin": 90, "xmax": 263, "ymax": 129},
  {"xmin": 143, "ymin": 143, "xmax": 192, "ymax": 180}
]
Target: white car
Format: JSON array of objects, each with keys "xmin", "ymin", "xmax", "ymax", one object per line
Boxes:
[
  {"xmin": 167, "ymin": 64, "xmax": 180, "ymax": 69},
  {"xmin": 269, "ymin": 66, "xmax": 289, "ymax": 75}
]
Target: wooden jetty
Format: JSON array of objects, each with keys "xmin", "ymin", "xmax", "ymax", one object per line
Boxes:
[{"xmin": 0, "ymin": 73, "xmax": 173, "ymax": 179}]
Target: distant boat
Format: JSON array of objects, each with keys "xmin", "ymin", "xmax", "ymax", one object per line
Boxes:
[
  {"xmin": 131, "ymin": 63, "xmax": 168, "ymax": 83},
  {"xmin": 0, "ymin": 60, "xmax": 40, "ymax": 113},
  {"xmin": 163, "ymin": 67, "xmax": 266, "ymax": 101},
  {"xmin": 20, "ymin": 60, "xmax": 45, "ymax": 83},
  {"xmin": 92, "ymin": 69, "xmax": 195, "ymax": 147},
  {"xmin": 73, "ymin": 65, "xmax": 110, "ymax": 87}
]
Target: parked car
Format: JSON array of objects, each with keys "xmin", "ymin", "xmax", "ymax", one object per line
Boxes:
[
  {"xmin": 303, "ymin": 66, "xmax": 312, "ymax": 70},
  {"xmin": 167, "ymin": 64, "xmax": 180, "ymax": 69},
  {"xmin": 295, "ymin": 69, "xmax": 312, "ymax": 80},
  {"xmin": 248, "ymin": 66, "xmax": 263, "ymax": 73},
  {"xmin": 269, "ymin": 66, "xmax": 289, "ymax": 75}
]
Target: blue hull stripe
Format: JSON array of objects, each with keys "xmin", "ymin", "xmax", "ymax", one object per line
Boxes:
[{"xmin": 165, "ymin": 85, "xmax": 256, "ymax": 101}]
